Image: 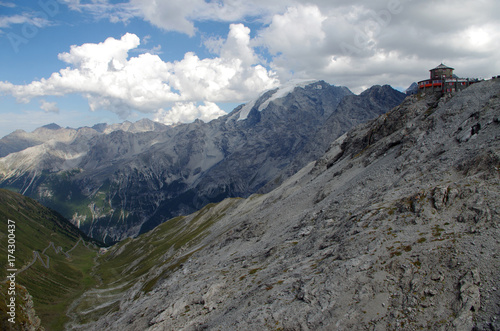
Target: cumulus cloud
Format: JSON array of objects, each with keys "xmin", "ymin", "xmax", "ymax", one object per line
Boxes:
[
  {"xmin": 256, "ymin": 5, "xmax": 327, "ymax": 80},
  {"xmin": 154, "ymin": 101, "xmax": 226, "ymax": 125},
  {"xmin": 46, "ymin": 0, "xmax": 500, "ymax": 92},
  {"xmin": 0, "ymin": 25, "xmax": 278, "ymax": 121},
  {"xmin": 259, "ymin": 5, "xmax": 326, "ymax": 57},
  {"xmin": 39, "ymin": 100, "xmax": 60, "ymax": 113},
  {"xmin": 251, "ymin": 0, "xmax": 500, "ymax": 91},
  {"xmin": 128, "ymin": 0, "xmax": 289, "ymax": 35},
  {"xmin": 129, "ymin": 0, "xmax": 201, "ymax": 36},
  {"xmin": 2, "ymin": 0, "xmax": 500, "ymax": 128}
]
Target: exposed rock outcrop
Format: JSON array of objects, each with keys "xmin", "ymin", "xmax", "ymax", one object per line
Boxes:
[{"xmin": 0, "ymin": 283, "xmax": 44, "ymax": 331}]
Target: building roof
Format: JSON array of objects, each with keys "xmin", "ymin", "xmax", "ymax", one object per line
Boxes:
[{"xmin": 431, "ymin": 63, "xmax": 454, "ymax": 71}]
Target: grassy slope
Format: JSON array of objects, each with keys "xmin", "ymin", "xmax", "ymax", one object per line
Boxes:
[
  {"xmin": 0, "ymin": 187, "xmax": 241, "ymax": 328},
  {"xmin": 0, "ymin": 189, "xmax": 101, "ymax": 330},
  {"xmin": 68, "ymin": 198, "xmax": 241, "ymax": 326}
]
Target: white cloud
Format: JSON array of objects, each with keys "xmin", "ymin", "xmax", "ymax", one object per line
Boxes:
[
  {"xmin": 0, "ymin": 2, "xmax": 15, "ymax": 8},
  {"xmin": 45, "ymin": 0, "xmax": 500, "ymax": 93},
  {"xmin": 58, "ymin": 32, "xmax": 141, "ymax": 71},
  {"xmin": 256, "ymin": 5, "xmax": 328, "ymax": 80},
  {"xmin": 221, "ymin": 24, "xmax": 256, "ymax": 65},
  {"xmin": 128, "ymin": 0, "xmax": 289, "ymax": 35},
  {"xmin": 0, "ymin": 26, "xmax": 278, "ymax": 121},
  {"xmin": 60, "ymin": 0, "xmax": 139, "ymax": 24},
  {"xmin": 250, "ymin": 0, "xmax": 500, "ymax": 90},
  {"xmin": 0, "ymin": 13, "xmax": 52, "ymax": 29},
  {"xmin": 154, "ymin": 101, "xmax": 226, "ymax": 125},
  {"xmin": 40, "ymin": 100, "xmax": 60, "ymax": 113},
  {"xmin": 2, "ymin": 0, "xmax": 500, "ymax": 128},
  {"xmin": 129, "ymin": 0, "xmax": 202, "ymax": 36},
  {"xmin": 141, "ymin": 34, "xmax": 151, "ymax": 44},
  {"xmin": 168, "ymin": 24, "xmax": 278, "ymax": 102},
  {"xmin": 259, "ymin": 5, "xmax": 326, "ymax": 56}
]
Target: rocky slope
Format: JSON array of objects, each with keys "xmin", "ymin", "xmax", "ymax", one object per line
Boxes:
[
  {"xmin": 68, "ymin": 79, "xmax": 500, "ymax": 330},
  {"xmin": 0, "ymin": 81, "xmax": 405, "ymax": 244}
]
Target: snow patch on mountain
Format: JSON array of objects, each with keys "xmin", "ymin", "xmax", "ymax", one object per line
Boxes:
[
  {"xmin": 235, "ymin": 99, "xmax": 257, "ymax": 122},
  {"xmin": 257, "ymin": 79, "xmax": 319, "ymax": 112},
  {"xmin": 237, "ymin": 79, "xmax": 319, "ymax": 121}
]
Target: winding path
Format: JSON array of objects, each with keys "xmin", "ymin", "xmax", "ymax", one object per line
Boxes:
[{"xmin": 14, "ymin": 238, "xmax": 97, "ymax": 275}]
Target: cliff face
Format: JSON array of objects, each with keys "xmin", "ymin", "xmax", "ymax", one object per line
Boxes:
[
  {"xmin": 67, "ymin": 79, "xmax": 500, "ymax": 330},
  {"xmin": 0, "ymin": 81, "xmax": 405, "ymax": 244}
]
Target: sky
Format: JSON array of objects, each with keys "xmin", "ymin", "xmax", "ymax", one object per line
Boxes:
[{"xmin": 0, "ymin": 0, "xmax": 499, "ymax": 138}]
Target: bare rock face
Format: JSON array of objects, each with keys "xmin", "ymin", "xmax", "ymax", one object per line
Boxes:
[
  {"xmin": 67, "ymin": 79, "xmax": 500, "ymax": 330},
  {"xmin": 453, "ymin": 269, "xmax": 481, "ymax": 330},
  {"xmin": 0, "ymin": 284, "xmax": 44, "ymax": 331},
  {"xmin": 0, "ymin": 81, "xmax": 405, "ymax": 244}
]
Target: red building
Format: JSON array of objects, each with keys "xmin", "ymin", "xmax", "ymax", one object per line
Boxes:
[{"xmin": 418, "ymin": 64, "xmax": 476, "ymax": 94}]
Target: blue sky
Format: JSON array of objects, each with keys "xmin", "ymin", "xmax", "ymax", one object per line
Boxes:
[{"xmin": 1, "ymin": 0, "xmax": 499, "ymax": 138}]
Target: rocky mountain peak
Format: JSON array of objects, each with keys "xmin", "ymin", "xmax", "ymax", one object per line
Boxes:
[
  {"xmin": 40, "ymin": 123, "xmax": 62, "ymax": 130},
  {"xmin": 0, "ymin": 81, "xmax": 405, "ymax": 244},
  {"xmin": 91, "ymin": 123, "xmax": 109, "ymax": 133},
  {"xmin": 233, "ymin": 79, "xmax": 351, "ymax": 121}
]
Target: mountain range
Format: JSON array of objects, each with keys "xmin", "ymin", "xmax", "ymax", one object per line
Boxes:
[
  {"xmin": 71, "ymin": 78, "xmax": 500, "ymax": 331},
  {"xmin": 0, "ymin": 81, "xmax": 405, "ymax": 244},
  {"xmin": 1, "ymin": 78, "xmax": 499, "ymax": 330}
]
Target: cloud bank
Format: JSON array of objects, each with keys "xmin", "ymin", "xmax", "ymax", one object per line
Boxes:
[
  {"xmin": 0, "ymin": 24, "xmax": 278, "ymax": 124},
  {"xmin": 1, "ymin": 0, "xmax": 499, "ymax": 125}
]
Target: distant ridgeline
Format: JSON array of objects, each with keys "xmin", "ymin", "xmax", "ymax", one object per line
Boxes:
[{"xmin": 0, "ymin": 81, "xmax": 406, "ymax": 244}]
